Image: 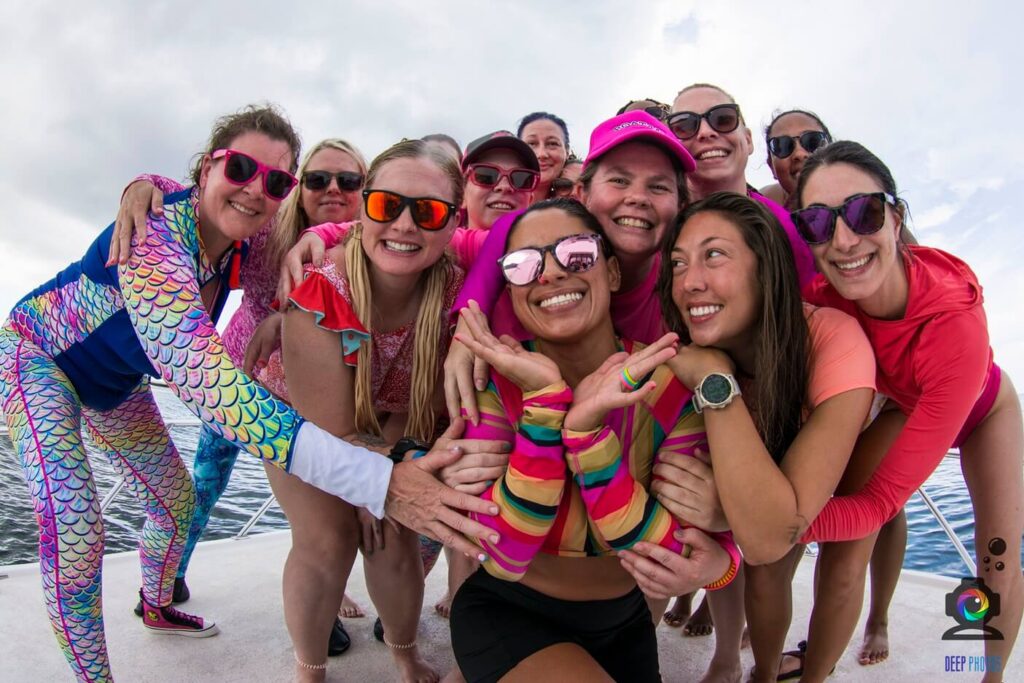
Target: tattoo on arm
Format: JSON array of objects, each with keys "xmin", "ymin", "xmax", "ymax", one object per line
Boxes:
[
  {"xmin": 787, "ymin": 513, "xmax": 811, "ymax": 545},
  {"xmin": 348, "ymin": 433, "xmax": 389, "ymax": 455}
]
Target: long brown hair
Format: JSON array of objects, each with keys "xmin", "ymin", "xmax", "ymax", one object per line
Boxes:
[
  {"xmin": 344, "ymin": 139, "xmax": 463, "ymax": 442},
  {"xmin": 658, "ymin": 192, "xmax": 809, "ymax": 462}
]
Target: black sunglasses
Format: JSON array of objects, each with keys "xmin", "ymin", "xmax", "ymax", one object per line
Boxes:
[
  {"xmin": 303, "ymin": 170, "xmax": 364, "ymax": 192},
  {"xmin": 791, "ymin": 192, "xmax": 896, "ymax": 245},
  {"xmin": 768, "ymin": 131, "xmax": 831, "ymax": 159},
  {"xmin": 666, "ymin": 104, "xmax": 742, "ymax": 140}
]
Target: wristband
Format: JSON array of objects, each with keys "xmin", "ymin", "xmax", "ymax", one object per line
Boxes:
[{"xmin": 388, "ymin": 437, "xmax": 433, "ymax": 465}]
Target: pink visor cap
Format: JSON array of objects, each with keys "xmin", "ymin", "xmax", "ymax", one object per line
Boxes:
[{"xmin": 584, "ymin": 111, "xmax": 696, "ymax": 173}]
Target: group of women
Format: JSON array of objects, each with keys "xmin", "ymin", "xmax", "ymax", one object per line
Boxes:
[{"xmin": 1, "ymin": 83, "xmax": 1020, "ymax": 683}]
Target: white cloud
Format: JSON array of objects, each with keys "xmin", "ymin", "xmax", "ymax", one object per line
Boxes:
[{"xmin": 1, "ymin": 0, "xmax": 1023, "ymax": 382}]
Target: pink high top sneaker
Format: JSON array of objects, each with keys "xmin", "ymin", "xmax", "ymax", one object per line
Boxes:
[{"xmin": 139, "ymin": 589, "xmax": 219, "ymax": 637}]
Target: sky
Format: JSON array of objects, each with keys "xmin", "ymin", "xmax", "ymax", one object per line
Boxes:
[{"xmin": 1, "ymin": 1, "xmax": 1023, "ymax": 382}]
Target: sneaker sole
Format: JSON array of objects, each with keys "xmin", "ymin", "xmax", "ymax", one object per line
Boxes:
[{"xmin": 144, "ymin": 623, "xmax": 220, "ymax": 638}]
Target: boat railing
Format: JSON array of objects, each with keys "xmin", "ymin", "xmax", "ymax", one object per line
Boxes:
[{"xmin": 1, "ymin": 422, "xmax": 975, "ymax": 575}]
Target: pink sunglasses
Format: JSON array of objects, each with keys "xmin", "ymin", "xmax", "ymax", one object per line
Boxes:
[{"xmin": 211, "ymin": 149, "xmax": 297, "ymax": 200}]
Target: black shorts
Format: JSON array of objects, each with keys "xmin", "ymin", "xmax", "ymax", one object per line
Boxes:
[{"xmin": 450, "ymin": 568, "xmax": 660, "ymax": 683}]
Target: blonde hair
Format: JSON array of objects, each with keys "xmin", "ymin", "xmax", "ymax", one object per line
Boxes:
[
  {"xmin": 344, "ymin": 139, "xmax": 463, "ymax": 442},
  {"xmin": 267, "ymin": 138, "xmax": 368, "ymax": 272}
]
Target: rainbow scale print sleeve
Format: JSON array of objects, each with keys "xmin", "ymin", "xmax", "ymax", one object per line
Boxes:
[
  {"xmin": 467, "ymin": 380, "xmax": 572, "ymax": 582},
  {"xmin": 120, "ymin": 195, "xmax": 301, "ymax": 469},
  {"xmin": 564, "ymin": 374, "xmax": 741, "ymax": 590}
]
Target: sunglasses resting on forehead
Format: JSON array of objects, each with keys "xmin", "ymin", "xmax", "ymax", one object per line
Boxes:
[
  {"xmin": 768, "ymin": 131, "xmax": 831, "ymax": 159},
  {"xmin": 666, "ymin": 104, "xmax": 742, "ymax": 140},
  {"xmin": 791, "ymin": 192, "xmax": 897, "ymax": 245},
  {"xmin": 362, "ymin": 189, "xmax": 456, "ymax": 231},
  {"xmin": 499, "ymin": 232, "xmax": 602, "ymax": 286},
  {"xmin": 212, "ymin": 149, "xmax": 298, "ymax": 200}
]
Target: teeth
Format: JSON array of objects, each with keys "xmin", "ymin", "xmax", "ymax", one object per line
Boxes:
[
  {"xmin": 615, "ymin": 217, "xmax": 653, "ymax": 230},
  {"xmin": 539, "ymin": 292, "xmax": 583, "ymax": 308},
  {"xmin": 385, "ymin": 240, "xmax": 420, "ymax": 252},
  {"xmin": 229, "ymin": 201, "xmax": 256, "ymax": 216},
  {"xmin": 835, "ymin": 255, "xmax": 870, "ymax": 270},
  {"xmin": 489, "ymin": 202, "xmax": 514, "ymax": 210},
  {"xmin": 697, "ymin": 149, "xmax": 728, "ymax": 160},
  {"xmin": 689, "ymin": 305, "xmax": 722, "ymax": 317}
]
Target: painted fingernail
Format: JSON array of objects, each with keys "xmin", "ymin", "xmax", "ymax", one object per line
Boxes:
[
  {"xmin": 489, "ymin": 533, "xmax": 499, "ymax": 543},
  {"xmin": 488, "ymin": 506, "xmax": 498, "ymax": 515},
  {"xmin": 478, "ymin": 553, "xmax": 489, "ymax": 563}
]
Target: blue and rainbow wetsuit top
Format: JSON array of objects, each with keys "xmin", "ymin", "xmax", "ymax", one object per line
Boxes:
[
  {"xmin": 5, "ymin": 187, "xmax": 390, "ymax": 499},
  {"xmin": 7, "ymin": 189, "xmax": 300, "ymax": 465},
  {"xmin": 15, "ymin": 189, "xmax": 243, "ymax": 411}
]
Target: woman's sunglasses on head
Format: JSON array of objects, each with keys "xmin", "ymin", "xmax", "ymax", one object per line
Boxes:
[
  {"xmin": 791, "ymin": 192, "xmax": 896, "ymax": 245},
  {"xmin": 467, "ymin": 164, "xmax": 540, "ymax": 192},
  {"xmin": 302, "ymin": 170, "xmax": 364, "ymax": 192},
  {"xmin": 666, "ymin": 104, "xmax": 742, "ymax": 140},
  {"xmin": 499, "ymin": 233, "xmax": 602, "ymax": 286},
  {"xmin": 768, "ymin": 131, "xmax": 830, "ymax": 159},
  {"xmin": 362, "ymin": 189, "xmax": 456, "ymax": 231},
  {"xmin": 212, "ymin": 149, "xmax": 297, "ymax": 200}
]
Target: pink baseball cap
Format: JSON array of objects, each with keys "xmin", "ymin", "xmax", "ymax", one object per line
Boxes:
[{"xmin": 584, "ymin": 111, "xmax": 696, "ymax": 173}]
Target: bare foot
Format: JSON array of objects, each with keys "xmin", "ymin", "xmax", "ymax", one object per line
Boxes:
[
  {"xmin": 392, "ymin": 646, "xmax": 440, "ymax": 683},
  {"xmin": 858, "ymin": 621, "xmax": 889, "ymax": 665},
  {"xmin": 699, "ymin": 657, "xmax": 742, "ymax": 683},
  {"xmin": 683, "ymin": 597, "xmax": 714, "ymax": 637},
  {"xmin": 663, "ymin": 594, "xmax": 692, "ymax": 628},
  {"xmin": 339, "ymin": 593, "xmax": 366, "ymax": 619},
  {"xmin": 434, "ymin": 591, "xmax": 452, "ymax": 619}
]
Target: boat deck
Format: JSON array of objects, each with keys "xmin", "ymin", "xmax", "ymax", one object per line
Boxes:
[{"xmin": 0, "ymin": 531, "xmax": 995, "ymax": 681}]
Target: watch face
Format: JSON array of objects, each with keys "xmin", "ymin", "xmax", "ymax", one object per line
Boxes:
[{"xmin": 701, "ymin": 374, "xmax": 732, "ymax": 404}]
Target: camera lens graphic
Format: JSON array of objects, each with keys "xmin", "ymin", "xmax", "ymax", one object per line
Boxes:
[{"xmin": 957, "ymin": 588, "xmax": 990, "ymax": 622}]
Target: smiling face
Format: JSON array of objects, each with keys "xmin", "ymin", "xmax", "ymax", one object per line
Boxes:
[
  {"xmin": 768, "ymin": 112, "xmax": 826, "ymax": 195},
  {"xmin": 506, "ymin": 208, "xmax": 620, "ymax": 344},
  {"xmin": 359, "ymin": 156, "xmax": 456, "ymax": 278},
  {"xmin": 463, "ymin": 148, "xmax": 535, "ymax": 229},
  {"xmin": 672, "ymin": 86, "xmax": 752, "ymax": 195},
  {"xmin": 520, "ymin": 118, "xmax": 568, "ymax": 185},
  {"xmin": 198, "ymin": 130, "xmax": 295, "ymax": 242},
  {"xmin": 301, "ymin": 147, "xmax": 363, "ymax": 225},
  {"xmin": 670, "ymin": 211, "xmax": 760, "ymax": 356},
  {"xmin": 580, "ymin": 141, "xmax": 680, "ymax": 261},
  {"xmin": 800, "ymin": 162, "xmax": 905, "ymax": 313}
]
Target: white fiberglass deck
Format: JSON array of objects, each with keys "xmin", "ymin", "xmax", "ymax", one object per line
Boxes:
[{"xmin": 0, "ymin": 531, "xmax": 997, "ymax": 681}]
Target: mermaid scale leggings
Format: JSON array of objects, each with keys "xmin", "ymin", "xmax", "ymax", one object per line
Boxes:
[{"xmin": 0, "ymin": 327, "xmax": 194, "ymax": 683}]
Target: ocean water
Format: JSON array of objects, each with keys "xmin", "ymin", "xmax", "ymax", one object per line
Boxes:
[{"xmin": 0, "ymin": 387, "xmax": 1018, "ymax": 579}]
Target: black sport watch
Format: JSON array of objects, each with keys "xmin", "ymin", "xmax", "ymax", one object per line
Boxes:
[
  {"xmin": 387, "ymin": 437, "xmax": 432, "ymax": 465},
  {"xmin": 692, "ymin": 373, "xmax": 741, "ymax": 413}
]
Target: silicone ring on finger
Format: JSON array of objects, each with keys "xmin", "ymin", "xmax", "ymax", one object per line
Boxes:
[{"xmin": 620, "ymin": 366, "xmax": 641, "ymax": 391}]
